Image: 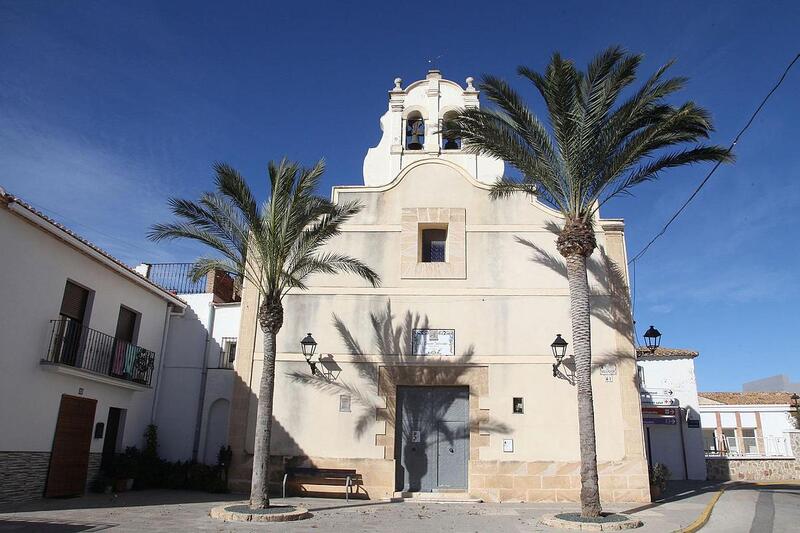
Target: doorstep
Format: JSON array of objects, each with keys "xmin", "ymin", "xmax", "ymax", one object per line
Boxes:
[{"xmin": 392, "ymin": 491, "xmax": 483, "ymax": 503}]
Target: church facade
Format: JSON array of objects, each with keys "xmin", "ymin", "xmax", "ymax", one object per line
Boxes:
[{"xmin": 227, "ymin": 70, "xmax": 650, "ymax": 503}]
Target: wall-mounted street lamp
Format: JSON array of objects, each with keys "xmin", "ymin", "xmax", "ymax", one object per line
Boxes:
[
  {"xmin": 551, "ymin": 334, "xmax": 568, "ymax": 378},
  {"xmin": 300, "ymin": 333, "xmax": 319, "ymax": 375},
  {"xmin": 643, "ymin": 325, "xmax": 662, "ymax": 353}
]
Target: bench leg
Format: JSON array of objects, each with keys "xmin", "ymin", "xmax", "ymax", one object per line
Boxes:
[
  {"xmin": 282, "ymin": 473, "xmax": 288, "ymax": 499},
  {"xmin": 346, "ymin": 476, "xmax": 351, "ymax": 502}
]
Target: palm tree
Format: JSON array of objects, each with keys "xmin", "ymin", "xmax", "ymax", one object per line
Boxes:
[
  {"xmin": 442, "ymin": 46, "xmax": 732, "ymax": 516},
  {"xmin": 149, "ymin": 158, "xmax": 380, "ymax": 509}
]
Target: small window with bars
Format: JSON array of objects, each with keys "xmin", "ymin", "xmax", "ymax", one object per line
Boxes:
[
  {"xmin": 420, "ymin": 227, "xmax": 447, "ymax": 263},
  {"xmin": 219, "ymin": 337, "xmax": 237, "ymax": 369}
]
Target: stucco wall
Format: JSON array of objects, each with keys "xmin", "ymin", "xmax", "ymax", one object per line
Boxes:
[
  {"xmin": 0, "ymin": 208, "xmax": 171, "ymax": 455},
  {"xmin": 637, "ymin": 357, "xmax": 706, "ymax": 480},
  {"xmin": 155, "ymin": 296, "xmax": 240, "ymax": 463},
  {"xmin": 154, "ymin": 293, "xmax": 212, "ymax": 461},
  {"xmin": 228, "ymin": 156, "xmax": 648, "ymax": 502}
]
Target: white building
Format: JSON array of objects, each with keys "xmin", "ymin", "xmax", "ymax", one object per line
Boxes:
[
  {"xmin": 227, "ymin": 71, "xmax": 650, "ymax": 504},
  {"xmin": 0, "ymin": 188, "xmax": 186, "ymax": 504},
  {"xmin": 636, "ymin": 347, "xmax": 706, "ymax": 480},
  {"xmin": 699, "ymin": 392, "xmax": 800, "ymax": 481},
  {"xmin": 134, "ymin": 263, "xmax": 241, "ymax": 465}
]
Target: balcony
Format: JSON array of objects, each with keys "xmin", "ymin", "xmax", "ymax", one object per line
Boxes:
[
  {"xmin": 41, "ymin": 318, "xmax": 156, "ymax": 389},
  {"xmin": 705, "ymin": 435, "xmax": 792, "ymax": 458},
  {"xmin": 142, "ymin": 263, "xmax": 239, "ymax": 302}
]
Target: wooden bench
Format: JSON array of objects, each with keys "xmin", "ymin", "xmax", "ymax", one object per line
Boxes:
[{"xmin": 282, "ymin": 467, "xmax": 361, "ymax": 501}]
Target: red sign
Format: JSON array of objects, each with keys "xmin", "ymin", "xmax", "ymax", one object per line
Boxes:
[{"xmin": 642, "ymin": 407, "xmax": 678, "ymax": 417}]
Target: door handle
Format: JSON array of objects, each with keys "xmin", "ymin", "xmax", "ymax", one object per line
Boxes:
[{"xmin": 449, "ymin": 447, "xmax": 454, "ymax": 453}]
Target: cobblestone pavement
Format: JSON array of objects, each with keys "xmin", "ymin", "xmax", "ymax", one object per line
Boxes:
[{"xmin": 0, "ymin": 485, "xmax": 720, "ymax": 532}]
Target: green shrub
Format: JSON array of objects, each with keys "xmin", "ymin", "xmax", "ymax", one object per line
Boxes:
[{"xmin": 649, "ymin": 463, "xmax": 671, "ymax": 491}]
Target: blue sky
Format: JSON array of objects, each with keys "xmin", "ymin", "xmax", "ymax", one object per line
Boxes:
[{"xmin": 2, "ymin": 0, "xmax": 798, "ymax": 391}]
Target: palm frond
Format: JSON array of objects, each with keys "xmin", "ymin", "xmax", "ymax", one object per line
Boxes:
[
  {"xmin": 150, "ymin": 158, "xmax": 380, "ymax": 306},
  {"xmin": 444, "ymin": 48, "xmax": 732, "ymax": 225}
]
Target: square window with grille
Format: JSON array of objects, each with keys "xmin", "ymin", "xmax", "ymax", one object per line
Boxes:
[
  {"xmin": 220, "ymin": 337, "xmax": 237, "ymax": 368},
  {"xmin": 339, "ymin": 395, "xmax": 351, "ymax": 412},
  {"xmin": 421, "ymin": 227, "xmax": 447, "ymax": 263},
  {"xmin": 513, "ymin": 397, "xmax": 524, "ymax": 414}
]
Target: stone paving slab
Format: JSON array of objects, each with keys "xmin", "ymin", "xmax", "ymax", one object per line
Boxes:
[{"xmin": 0, "ymin": 486, "xmax": 722, "ymax": 532}]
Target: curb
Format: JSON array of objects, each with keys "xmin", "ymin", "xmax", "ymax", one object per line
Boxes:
[
  {"xmin": 540, "ymin": 514, "xmax": 643, "ymax": 531},
  {"xmin": 672, "ymin": 488, "xmax": 725, "ymax": 533},
  {"xmin": 209, "ymin": 503, "xmax": 310, "ymax": 522}
]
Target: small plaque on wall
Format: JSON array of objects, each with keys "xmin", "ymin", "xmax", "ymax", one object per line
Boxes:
[{"xmin": 412, "ymin": 329, "xmax": 455, "ymax": 356}]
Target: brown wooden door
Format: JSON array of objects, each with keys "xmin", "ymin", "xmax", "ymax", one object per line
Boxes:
[{"xmin": 45, "ymin": 395, "xmax": 97, "ymax": 497}]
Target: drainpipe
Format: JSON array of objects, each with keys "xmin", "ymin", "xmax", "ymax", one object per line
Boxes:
[
  {"xmin": 191, "ymin": 298, "xmax": 216, "ymax": 462},
  {"xmin": 150, "ymin": 303, "xmax": 174, "ymax": 424},
  {"xmin": 678, "ymin": 406, "xmax": 689, "ymax": 480}
]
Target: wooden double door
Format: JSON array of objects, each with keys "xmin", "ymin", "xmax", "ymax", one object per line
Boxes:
[{"xmin": 45, "ymin": 395, "xmax": 97, "ymax": 497}]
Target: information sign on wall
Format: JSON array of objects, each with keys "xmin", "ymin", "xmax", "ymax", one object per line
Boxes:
[{"xmin": 412, "ymin": 329, "xmax": 455, "ymax": 356}]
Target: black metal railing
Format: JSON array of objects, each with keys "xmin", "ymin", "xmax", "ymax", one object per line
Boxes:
[
  {"xmin": 44, "ymin": 318, "xmax": 156, "ymax": 386},
  {"xmin": 145, "ymin": 263, "xmax": 207, "ymax": 294}
]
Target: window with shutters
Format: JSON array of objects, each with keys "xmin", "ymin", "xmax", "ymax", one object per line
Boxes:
[
  {"xmin": 60, "ymin": 281, "xmax": 91, "ymax": 323},
  {"xmin": 115, "ymin": 306, "xmax": 139, "ymax": 344},
  {"xmin": 420, "ymin": 226, "xmax": 447, "ymax": 263}
]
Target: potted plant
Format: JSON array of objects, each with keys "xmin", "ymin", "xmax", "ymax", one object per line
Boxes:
[
  {"xmin": 649, "ymin": 463, "xmax": 670, "ymax": 499},
  {"xmin": 110, "ymin": 447, "xmax": 140, "ymax": 491}
]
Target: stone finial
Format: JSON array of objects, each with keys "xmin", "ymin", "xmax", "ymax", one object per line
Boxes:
[
  {"xmin": 392, "ymin": 77, "xmax": 403, "ymax": 91},
  {"xmin": 465, "ymin": 76, "xmax": 475, "ymax": 91}
]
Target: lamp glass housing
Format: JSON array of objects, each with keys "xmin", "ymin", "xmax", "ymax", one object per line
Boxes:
[
  {"xmin": 551, "ymin": 334, "xmax": 568, "ymax": 361},
  {"xmin": 300, "ymin": 333, "xmax": 317, "ymax": 362},
  {"xmin": 643, "ymin": 325, "xmax": 662, "ymax": 351}
]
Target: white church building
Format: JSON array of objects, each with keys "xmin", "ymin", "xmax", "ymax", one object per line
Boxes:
[{"xmin": 226, "ymin": 70, "xmax": 650, "ymax": 504}]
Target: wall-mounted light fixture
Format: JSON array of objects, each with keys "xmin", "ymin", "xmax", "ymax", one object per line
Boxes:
[
  {"xmin": 643, "ymin": 325, "xmax": 662, "ymax": 352},
  {"xmin": 551, "ymin": 334, "xmax": 568, "ymax": 377},
  {"xmin": 300, "ymin": 332, "xmax": 320, "ymax": 375}
]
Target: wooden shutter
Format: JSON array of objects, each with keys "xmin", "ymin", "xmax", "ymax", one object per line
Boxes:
[
  {"xmin": 60, "ymin": 281, "xmax": 89, "ymax": 322},
  {"xmin": 45, "ymin": 395, "xmax": 97, "ymax": 497},
  {"xmin": 115, "ymin": 307, "xmax": 137, "ymax": 343}
]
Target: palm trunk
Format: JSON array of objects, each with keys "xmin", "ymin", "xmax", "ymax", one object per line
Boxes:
[
  {"xmin": 565, "ymin": 253, "xmax": 602, "ymax": 517},
  {"xmin": 249, "ymin": 326, "xmax": 279, "ymax": 508}
]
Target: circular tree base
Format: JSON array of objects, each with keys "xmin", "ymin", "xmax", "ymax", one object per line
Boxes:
[
  {"xmin": 210, "ymin": 503, "xmax": 310, "ymax": 523},
  {"xmin": 540, "ymin": 512, "xmax": 643, "ymax": 531}
]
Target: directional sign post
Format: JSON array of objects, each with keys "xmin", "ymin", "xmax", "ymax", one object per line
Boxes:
[
  {"xmin": 642, "ymin": 407, "xmax": 679, "ymax": 417},
  {"xmin": 643, "ymin": 417, "xmax": 678, "ymax": 425}
]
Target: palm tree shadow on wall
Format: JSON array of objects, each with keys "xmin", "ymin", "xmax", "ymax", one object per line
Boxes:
[
  {"xmin": 515, "ymin": 221, "xmax": 638, "ymax": 387},
  {"xmin": 288, "ymin": 300, "xmax": 510, "ymax": 492}
]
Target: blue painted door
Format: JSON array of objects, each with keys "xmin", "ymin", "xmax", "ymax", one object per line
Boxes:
[{"xmin": 396, "ymin": 386, "xmax": 469, "ymax": 491}]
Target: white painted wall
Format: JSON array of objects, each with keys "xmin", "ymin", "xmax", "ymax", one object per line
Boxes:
[
  {"xmin": 362, "ymin": 71, "xmax": 504, "ymax": 186},
  {"xmin": 153, "ymin": 293, "xmax": 212, "ymax": 461},
  {"xmin": 197, "ymin": 302, "xmax": 240, "ymax": 464},
  {"xmin": 154, "ymin": 296, "xmax": 240, "ymax": 463},
  {"xmin": 0, "ymin": 207, "xmax": 175, "ymax": 455},
  {"xmin": 697, "ymin": 404, "xmax": 796, "ymax": 457},
  {"xmin": 637, "ymin": 356, "xmax": 706, "ymax": 480}
]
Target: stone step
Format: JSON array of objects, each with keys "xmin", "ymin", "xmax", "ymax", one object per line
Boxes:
[{"xmin": 392, "ymin": 491, "xmax": 483, "ymax": 503}]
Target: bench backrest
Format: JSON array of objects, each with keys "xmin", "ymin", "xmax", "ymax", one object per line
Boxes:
[{"xmin": 287, "ymin": 467, "xmax": 358, "ymax": 478}]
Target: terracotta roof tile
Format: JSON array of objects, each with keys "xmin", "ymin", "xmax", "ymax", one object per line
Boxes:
[
  {"xmin": 698, "ymin": 391, "xmax": 795, "ymax": 405},
  {"xmin": 636, "ymin": 346, "xmax": 699, "ymax": 359},
  {"xmin": 1, "ymin": 187, "xmax": 185, "ymax": 306}
]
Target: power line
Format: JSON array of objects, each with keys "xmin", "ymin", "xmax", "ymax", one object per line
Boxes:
[{"xmin": 628, "ymin": 52, "xmax": 800, "ymax": 265}]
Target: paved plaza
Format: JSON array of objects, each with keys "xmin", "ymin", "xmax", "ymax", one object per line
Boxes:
[{"xmin": 0, "ymin": 483, "xmax": 797, "ymax": 532}]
